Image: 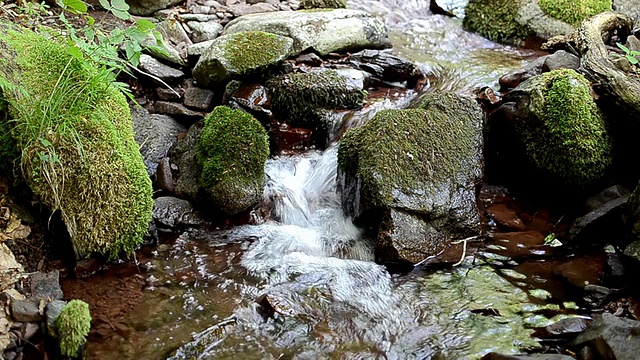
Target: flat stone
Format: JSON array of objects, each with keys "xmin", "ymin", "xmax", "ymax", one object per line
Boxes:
[
  {"xmin": 154, "ymin": 101, "xmax": 206, "ymax": 123},
  {"xmin": 138, "ymin": 54, "xmax": 185, "ymax": 83},
  {"xmin": 569, "ymin": 195, "xmax": 629, "ymax": 241},
  {"xmin": 156, "ymin": 86, "xmax": 183, "ymax": 101},
  {"xmin": 29, "ymin": 271, "xmax": 63, "ymax": 300},
  {"xmin": 187, "ymin": 21, "xmax": 223, "ymax": 42},
  {"xmin": 153, "ymin": 196, "xmax": 203, "ymax": 229},
  {"xmin": 22, "ymin": 322, "xmax": 39, "ymax": 340},
  {"xmin": 180, "ymin": 14, "xmax": 222, "ymax": 21},
  {"xmin": 223, "ymin": 9, "xmax": 390, "ymax": 55},
  {"xmin": 499, "ymin": 56, "xmax": 546, "ymax": 90},
  {"xmin": 184, "ymin": 86, "xmax": 215, "ymax": 110},
  {"xmin": 187, "ymin": 40, "xmax": 216, "ymax": 57},
  {"xmin": 10, "ymin": 300, "xmax": 42, "ymax": 322},
  {"xmin": 542, "ymin": 50, "xmax": 580, "ymax": 72}
]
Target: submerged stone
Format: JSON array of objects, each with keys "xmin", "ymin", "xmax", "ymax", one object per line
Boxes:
[
  {"xmin": 192, "ymin": 31, "xmax": 294, "ymax": 87},
  {"xmin": 223, "ymin": 9, "xmax": 390, "ymax": 55},
  {"xmin": 338, "ymin": 92, "xmax": 484, "ymax": 263}
]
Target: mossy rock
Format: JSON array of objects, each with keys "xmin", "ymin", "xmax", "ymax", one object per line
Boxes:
[
  {"xmin": 539, "ymin": 0, "xmax": 611, "ymax": 27},
  {"xmin": 192, "ymin": 31, "xmax": 294, "ymax": 87},
  {"xmin": 299, "ymin": 0, "xmax": 346, "ymax": 9},
  {"xmin": 196, "ymin": 106, "xmax": 269, "ymax": 215},
  {"xmin": 0, "ymin": 93, "xmax": 18, "ymax": 173},
  {"xmin": 338, "ymin": 93, "xmax": 484, "ymax": 263},
  {"xmin": 56, "ymin": 300, "xmax": 91, "ymax": 357},
  {"xmin": 513, "ymin": 69, "xmax": 612, "ymax": 187},
  {"xmin": 0, "ymin": 25, "xmax": 153, "ymax": 258},
  {"xmin": 267, "ymin": 70, "xmax": 367, "ymax": 127}
]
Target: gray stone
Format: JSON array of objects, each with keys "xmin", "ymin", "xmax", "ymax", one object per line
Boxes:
[
  {"xmin": 156, "ymin": 86, "xmax": 183, "ymax": 101},
  {"xmin": 169, "ymin": 121, "xmax": 204, "ymax": 199},
  {"xmin": 138, "ymin": 54, "xmax": 185, "ymax": 83},
  {"xmin": 188, "ymin": 39, "xmax": 216, "ymax": 57},
  {"xmin": 154, "ymin": 101, "xmax": 206, "ymax": 122},
  {"xmin": 499, "ymin": 56, "xmax": 546, "ymax": 90},
  {"xmin": 516, "ymin": 2, "xmax": 575, "ymax": 40},
  {"xmin": 338, "ymin": 93, "xmax": 484, "ymax": 263},
  {"xmin": 29, "ymin": 271, "xmax": 63, "ymax": 300},
  {"xmin": 482, "ymin": 354, "xmax": 575, "ymax": 360},
  {"xmin": 223, "ymin": 9, "xmax": 390, "ymax": 55},
  {"xmin": 153, "ymin": 196, "xmax": 203, "ymax": 229},
  {"xmin": 193, "ymin": 31, "xmax": 294, "ymax": 87},
  {"xmin": 624, "ymin": 240, "xmax": 640, "ymax": 262},
  {"xmin": 569, "ymin": 194, "xmax": 629, "ymax": 241},
  {"xmin": 571, "ymin": 313, "xmax": 640, "ymax": 359},
  {"xmin": 46, "ymin": 300, "xmax": 66, "ymax": 337},
  {"xmin": 10, "ymin": 300, "xmax": 42, "ymax": 322},
  {"xmin": 586, "ymin": 185, "xmax": 630, "ymax": 212},
  {"xmin": 156, "ymin": 157, "xmax": 175, "ymax": 193},
  {"xmin": 349, "ymin": 49, "xmax": 422, "ymax": 85},
  {"xmin": 246, "ymin": 0, "xmax": 266, "ymax": 4},
  {"xmin": 131, "ymin": 105, "xmax": 186, "ymax": 177},
  {"xmin": 614, "ymin": 0, "xmax": 640, "ymax": 27},
  {"xmin": 126, "ymin": 0, "xmax": 183, "ymax": 16},
  {"xmin": 22, "ymin": 322, "xmax": 39, "ymax": 340},
  {"xmin": 142, "ymin": 19, "xmax": 192, "ymax": 66},
  {"xmin": 542, "ymin": 50, "xmax": 581, "ymax": 72},
  {"xmin": 184, "ymin": 86, "xmax": 215, "ymax": 110},
  {"xmin": 180, "ymin": 14, "xmax": 221, "ymax": 22},
  {"xmin": 187, "ymin": 21, "xmax": 223, "ymax": 43}
]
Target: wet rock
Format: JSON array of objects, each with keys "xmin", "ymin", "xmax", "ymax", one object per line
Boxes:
[
  {"xmin": 569, "ymin": 194, "xmax": 629, "ymax": 242},
  {"xmin": 142, "ymin": 19, "xmax": 191, "ymax": 66},
  {"xmin": 168, "ymin": 121, "xmax": 203, "ymax": 200},
  {"xmin": 45, "ymin": 300, "xmax": 66, "ymax": 337},
  {"xmin": 186, "ymin": 21, "xmax": 223, "ymax": 43},
  {"xmin": 131, "ymin": 105, "xmax": 186, "ymax": 177},
  {"xmin": 227, "ymin": 83, "xmax": 272, "ymax": 122},
  {"xmin": 138, "ymin": 54, "xmax": 185, "ymax": 83},
  {"xmin": 126, "ymin": 0, "xmax": 183, "ymax": 16},
  {"xmin": 156, "ymin": 86, "xmax": 183, "ymax": 101},
  {"xmin": 184, "ymin": 86, "xmax": 215, "ymax": 111},
  {"xmin": 338, "ymin": 93, "xmax": 483, "ymax": 263},
  {"xmin": 223, "ymin": 9, "xmax": 390, "ymax": 55},
  {"xmin": 583, "ymin": 284, "xmax": 612, "ymax": 307},
  {"xmin": 349, "ymin": 49, "xmax": 422, "ymax": 86},
  {"xmin": 499, "ymin": 56, "xmax": 546, "ymax": 90},
  {"xmin": 154, "ymin": 101, "xmax": 206, "ymax": 123},
  {"xmin": 586, "ymin": 185, "xmax": 630, "ymax": 212},
  {"xmin": 187, "ymin": 39, "xmax": 215, "ymax": 58},
  {"xmin": 10, "ymin": 300, "xmax": 42, "ymax": 322},
  {"xmin": 482, "ymin": 354, "xmax": 575, "ymax": 360},
  {"xmin": 571, "ymin": 313, "xmax": 640, "ymax": 359},
  {"xmin": 153, "ymin": 196, "xmax": 203, "ymax": 230},
  {"xmin": 192, "ymin": 31, "xmax": 294, "ymax": 87},
  {"xmin": 295, "ymin": 52, "xmax": 323, "ymax": 66},
  {"xmin": 544, "ymin": 317, "xmax": 590, "ymax": 336},
  {"xmin": 486, "ymin": 204, "xmax": 526, "ymax": 231},
  {"xmin": 274, "ymin": 124, "xmax": 313, "ymax": 151},
  {"xmin": 542, "ymin": 50, "xmax": 581, "ymax": 72},
  {"xmin": 156, "ymin": 157, "xmax": 175, "ymax": 193},
  {"xmin": 21, "ymin": 322, "xmax": 38, "ymax": 340},
  {"xmin": 267, "ymin": 70, "xmax": 366, "ymax": 128},
  {"xmin": 29, "ymin": 271, "xmax": 63, "ymax": 300},
  {"xmin": 623, "ymin": 240, "xmax": 640, "ymax": 262}
]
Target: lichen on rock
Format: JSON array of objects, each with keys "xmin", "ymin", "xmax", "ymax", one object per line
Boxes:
[
  {"xmin": 267, "ymin": 70, "xmax": 367, "ymax": 127},
  {"xmin": 299, "ymin": 0, "xmax": 347, "ymax": 9},
  {"xmin": 196, "ymin": 106, "xmax": 269, "ymax": 215},
  {"xmin": 538, "ymin": 0, "xmax": 612, "ymax": 27},
  {"xmin": 192, "ymin": 31, "xmax": 294, "ymax": 87},
  {"xmin": 0, "ymin": 25, "xmax": 153, "ymax": 258},
  {"xmin": 56, "ymin": 300, "xmax": 91, "ymax": 357},
  {"xmin": 514, "ymin": 69, "xmax": 612, "ymax": 187}
]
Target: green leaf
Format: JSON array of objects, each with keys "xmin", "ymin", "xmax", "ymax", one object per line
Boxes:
[
  {"xmin": 38, "ymin": 137, "xmax": 52, "ymax": 147},
  {"xmin": 98, "ymin": 0, "xmax": 110, "ymax": 10},
  {"xmin": 112, "ymin": 8, "xmax": 131, "ymax": 20},
  {"xmin": 129, "ymin": 52, "xmax": 141, "ymax": 67},
  {"xmin": 628, "ymin": 55, "xmax": 639, "ymax": 65},
  {"xmin": 85, "ymin": 15, "xmax": 95, "ymax": 26},
  {"xmin": 84, "ymin": 28, "xmax": 95, "ymax": 41},
  {"xmin": 630, "ymin": 51, "xmax": 640, "ymax": 56},
  {"xmin": 62, "ymin": 0, "xmax": 88, "ymax": 13},
  {"xmin": 67, "ymin": 45, "xmax": 83, "ymax": 59},
  {"xmin": 617, "ymin": 42, "xmax": 631, "ymax": 53},
  {"xmin": 111, "ymin": 0, "xmax": 130, "ymax": 11},
  {"xmin": 136, "ymin": 19, "xmax": 156, "ymax": 32}
]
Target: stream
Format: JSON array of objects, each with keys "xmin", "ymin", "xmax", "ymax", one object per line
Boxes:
[{"xmin": 63, "ymin": 1, "xmax": 595, "ymax": 359}]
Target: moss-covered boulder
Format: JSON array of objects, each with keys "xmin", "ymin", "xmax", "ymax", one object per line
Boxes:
[
  {"xmin": 0, "ymin": 26, "xmax": 153, "ymax": 258},
  {"xmin": 267, "ymin": 69, "xmax": 367, "ymax": 131},
  {"xmin": 0, "ymin": 93, "xmax": 18, "ymax": 173},
  {"xmin": 192, "ymin": 31, "xmax": 294, "ymax": 87},
  {"xmin": 55, "ymin": 300, "xmax": 91, "ymax": 357},
  {"xmin": 224, "ymin": 9, "xmax": 390, "ymax": 55},
  {"xmin": 170, "ymin": 106, "xmax": 269, "ymax": 215},
  {"xmin": 299, "ymin": 0, "xmax": 347, "ymax": 9},
  {"xmin": 463, "ymin": 0, "xmax": 609, "ymax": 44},
  {"xmin": 510, "ymin": 69, "xmax": 612, "ymax": 187},
  {"xmin": 338, "ymin": 93, "xmax": 484, "ymax": 263}
]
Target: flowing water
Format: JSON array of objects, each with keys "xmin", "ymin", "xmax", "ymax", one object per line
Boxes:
[{"xmin": 80, "ymin": 2, "xmax": 579, "ymax": 359}]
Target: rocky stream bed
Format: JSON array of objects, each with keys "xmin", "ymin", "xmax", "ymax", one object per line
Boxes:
[{"xmin": 3, "ymin": 0, "xmax": 640, "ymax": 359}]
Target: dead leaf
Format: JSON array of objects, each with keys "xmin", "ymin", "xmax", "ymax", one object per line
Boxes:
[{"xmin": 0, "ymin": 243, "xmax": 24, "ymax": 291}]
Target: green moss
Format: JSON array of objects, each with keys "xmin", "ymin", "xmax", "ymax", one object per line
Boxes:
[
  {"xmin": 338, "ymin": 93, "xmax": 481, "ymax": 207},
  {"xmin": 56, "ymin": 300, "xmax": 91, "ymax": 357},
  {"xmin": 539, "ymin": 0, "xmax": 611, "ymax": 27},
  {"xmin": 0, "ymin": 93, "xmax": 18, "ymax": 172},
  {"xmin": 267, "ymin": 70, "xmax": 367, "ymax": 126},
  {"xmin": 196, "ymin": 106, "xmax": 269, "ymax": 214},
  {"xmin": 0, "ymin": 25, "xmax": 153, "ymax": 258},
  {"xmin": 223, "ymin": 31, "xmax": 292, "ymax": 74},
  {"xmin": 518, "ymin": 69, "xmax": 612, "ymax": 186},
  {"xmin": 463, "ymin": 0, "xmax": 530, "ymax": 44},
  {"xmin": 298, "ymin": 0, "xmax": 346, "ymax": 9}
]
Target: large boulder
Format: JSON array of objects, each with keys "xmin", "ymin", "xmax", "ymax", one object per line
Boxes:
[
  {"xmin": 170, "ymin": 106, "xmax": 269, "ymax": 215},
  {"xmin": 506, "ymin": 69, "xmax": 612, "ymax": 187},
  {"xmin": 338, "ymin": 93, "xmax": 484, "ymax": 263},
  {"xmin": 193, "ymin": 31, "xmax": 294, "ymax": 87},
  {"xmin": 223, "ymin": 9, "xmax": 390, "ymax": 55},
  {"xmin": 125, "ymin": 0, "xmax": 182, "ymax": 16},
  {"xmin": 571, "ymin": 313, "xmax": 640, "ymax": 359},
  {"xmin": 0, "ymin": 26, "xmax": 153, "ymax": 258},
  {"xmin": 463, "ymin": 0, "xmax": 611, "ymax": 45}
]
